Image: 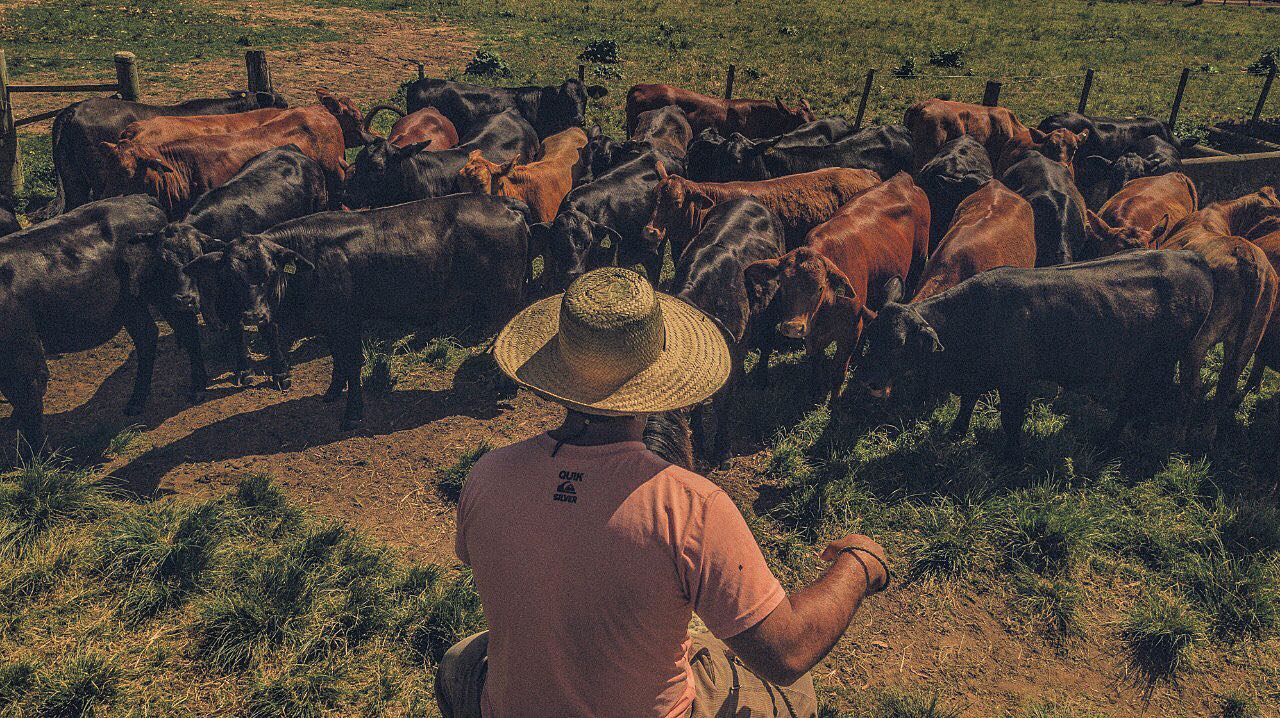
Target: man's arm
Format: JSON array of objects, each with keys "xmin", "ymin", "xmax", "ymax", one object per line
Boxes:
[{"xmin": 723, "ymin": 534, "xmax": 888, "ymax": 686}]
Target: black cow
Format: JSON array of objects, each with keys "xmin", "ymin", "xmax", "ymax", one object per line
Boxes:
[
  {"xmin": 0, "ymin": 194, "xmax": 19, "ymax": 237},
  {"xmin": 628, "ymin": 106, "xmax": 694, "ymax": 159},
  {"xmin": 147, "ymin": 145, "xmax": 331, "ymax": 383},
  {"xmin": 671, "ymin": 197, "xmax": 785, "ymax": 461},
  {"xmin": 44, "ymin": 91, "xmax": 288, "ymax": 218},
  {"xmin": 531, "ymin": 149, "xmax": 686, "ymax": 290},
  {"xmin": 685, "ymin": 117, "xmax": 857, "ymax": 181},
  {"xmin": 182, "ymin": 194, "xmax": 530, "ymax": 430},
  {"xmin": 1084, "ymin": 135, "xmax": 1183, "ymax": 199},
  {"xmin": 1037, "ymin": 112, "xmax": 1191, "ymax": 161},
  {"xmin": 405, "ymin": 77, "xmax": 607, "ymax": 138},
  {"xmin": 915, "ymin": 135, "xmax": 994, "ymax": 249},
  {"xmin": 695, "ymin": 124, "xmax": 912, "ymax": 182},
  {"xmin": 344, "ymin": 108, "xmax": 540, "ymax": 208},
  {"xmin": 585, "ymin": 125, "xmax": 631, "ymax": 179},
  {"xmin": 853, "ymin": 250, "xmax": 1217, "ymax": 456},
  {"xmin": 0, "ymin": 195, "xmax": 209, "ymax": 451},
  {"xmin": 1001, "ymin": 153, "xmax": 1090, "ymax": 266}
]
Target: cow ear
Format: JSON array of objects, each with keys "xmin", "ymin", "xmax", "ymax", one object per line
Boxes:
[
  {"xmin": 825, "ymin": 261, "xmax": 858, "ymax": 301},
  {"xmin": 274, "ymin": 247, "xmax": 315, "ymax": 276},
  {"xmin": 743, "ymin": 258, "xmax": 782, "ymax": 314},
  {"xmin": 1084, "ymin": 154, "xmax": 1112, "ymax": 178},
  {"xmin": 921, "ymin": 323, "xmax": 944, "ymax": 353},
  {"xmin": 1076, "ymin": 129, "xmax": 1090, "ymax": 145},
  {"xmin": 587, "ymin": 85, "xmax": 608, "ymax": 99},
  {"xmin": 1085, "ymin": 209, "xmax": 1112, "ymax": 239},
  {"xmin": 528, "ymin": 222, "xmax": 551, "ymax": 258},
  {"xmin": 500, "ymin": 156, "xmax": 520, "ymax": 175},
  {"xmin": 689, "ymin": 189, "xmax": 716, "ymax": 212},
  {"xmin": 1151, "ymin": 213, "xmax": 1170, "ymax": 240},
  {"xmin": 98, "ymin": 141, "xmax": 118, "ymax": 155},
  {"xmin": 799, "ymin": 98, "xmax": 812, "ymax": 113},
  {"xmin": 226, "ymin": 89, "xmax": 248, "ymax": 99},
  {"xmin": 398, "ymin": 140, "xmax": 433, "ymax": 157},
  {"xmin": 656, "ymin": 160, "xmax": 668, "ymax": 181},
  {"xmin": 859, "ymin": 304, "xmax": 878, "ymax": 323},
  {"xmin": 591, "ymin": 222, "xmax": 623, "ymax": 251},
  {"xmin": 882, "ymin": 276, "xmax": 905, "ymax": 305},
  {"xmin": 183, "ymin": 252, "xmax": 223, "ymax": 278}
]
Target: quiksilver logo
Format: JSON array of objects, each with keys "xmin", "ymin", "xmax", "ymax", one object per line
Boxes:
[{"xmin": 553, "ymin": 470, "xmax": 583, "ymax": 503}]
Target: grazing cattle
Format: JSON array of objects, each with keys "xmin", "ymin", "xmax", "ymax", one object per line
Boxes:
[
  {"xmin": 1083, "ymin": 135, "xmax": 1184, "ymax": 199},
  {"xmin": 362, "ymin": 105, "xmax": 460, "ymax": 150},
  {"xmin": 912, "ymin": 180, "xmax": 1036, "ymax": 302},
  {"xmin": 642, "ymin": 166, "xmax": 881, "ymax": 260},
  {"xmin": 629, "ymin": 106, "xmax": 694, "ymax": 159},
  {"xmin": 119, "ymin": 107, "xmax": 286, "ymax": 146},
  {"xmin": 625, "ymin": 83, "xmax": 814, "ymax": 138},
  {"xmin": 915, "ymin": 135, "xmax": 994, "ymax": 251},
  {"xmin": 0, "ymin": 196, "xmax": 207, "ymax": 451},
  {"xmin": 700, "ymin": 124, "xmax": 913, "ymax": 182},
  {"xmin": 406, "ymin": 77, "xmax": 606, "ymax": 137},
  {"xmin": 458, "ymin": 127, "xmax": 589, "ymax": 223},
  {"xmin": 1085, "ymin": 173, "xmax": 1197, "ymax": 255},
  {"xmin": 853, "ymin": 251, "xmax": 1218, "ymax": 455},
  {"xmin": 994, "ymin": 127, "xmax": 1088, "ymax": 180},
  {"xmin": 100, "ymin": 91, "xmax": 365, "ymax": 216},
  {"xmin": 183, "ymin": 194, "xmax": 530, "ymax": 430},
  {"xmin": 1244, "ymin": 228, "xmax": 1280, "ymax": 395},
  {"xmin": 905, "ymin": 99, "xmax": 1032, "ymax": 171},
  {"xmin": 742, "ymin": 173, "xmax": 930, "ymax": 402},
  {"xmin": 532, "ymin": 150, "xmax": 686, "ymax": 290},
  {"xmin": 685, "ymin": 118, "xmax": 856, "ymax": 180},
  {"xmin": 671, "ymin": 197, "xmax": 786, "ymax": 461},
  {"xmin": 45, "ymin": 90, "xmax": 288, "ymax": 216},
  {"xmin": 1157, "ymin": 197, "xmax": 1280, "ymax": 444},
  {"xmin": 0, "ymin": 195, "xmax": 19, "ymax": 237},
  {"xmin": 1038, "ymin": 112, "xmax": 1187, "ymax": 161},
  {"xmin": 345, "ymin": 109, "xmax": 541, "ymax": 208},
  {"xmin": 1001, "ymin": 153, "xmax": 1090, "ymax": 266}
]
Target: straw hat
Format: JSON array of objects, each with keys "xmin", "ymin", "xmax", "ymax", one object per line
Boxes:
[{"xmin": 493, "ymin": 267, "xmax": 732, "ymax": 415}]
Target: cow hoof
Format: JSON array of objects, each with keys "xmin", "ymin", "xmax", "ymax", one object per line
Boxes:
[
  {"xmin": 270, "ymin": 375, "xmax": 292, "ymax": 392},
  {"xmin": 188, "ymin": 390, "xmax": 207, "ymax": 405},
  {"xmin": 232, "ymin": 371, "xmax": 253, "ymax": 387}
]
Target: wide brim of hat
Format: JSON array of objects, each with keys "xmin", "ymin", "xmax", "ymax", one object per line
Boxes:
[{"xmin": 493, "ymin": 293, "xmax": 732, "ymax": 416}]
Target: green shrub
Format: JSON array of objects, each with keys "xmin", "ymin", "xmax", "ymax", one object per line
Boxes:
[
  {"xmin": 578, "ymin": 39, "xmax": 619, "ymax": 64},
  {"xmin": 927, "ymin": 46, "xmax": 965, "ymax": 69},
  {"xmin": 1121, "ymin": 592, "xmax": 1203, "ymax": 689},
  {"xmin": 465, "ymin": 50, "xmax": 511, "ymax": 78},
  {"xmin": 1246, "ymin": 49, "xmax": 1278, "ymax": 76},
  {"xmin": 892, "ymin": 56, "xmax": 918, "ymax": 78}
]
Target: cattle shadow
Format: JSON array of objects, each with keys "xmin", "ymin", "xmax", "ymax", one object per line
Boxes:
[{"xmin": 111, "ymin": 371, "xmax": 509, "ymax": 496}]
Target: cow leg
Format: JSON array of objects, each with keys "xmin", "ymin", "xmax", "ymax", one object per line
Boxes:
[
  {"xmin": 1176, "ymin": 346, "xmax": 1209, "ymax": 447},
  {"xmin": 751, "ymin": 330, "xmax": 777, "ymax": 389},
  {"xmin": 122, "ymin": 303, "xmax": 159, "ymax": 416},
  {"xmin": 335, "ymin": 337, "xmax": 365, "ymax": 430},
  {"xmin": 0, "ymin": 342, "xmax": 50, "ymax": 456},
  {"xmin": 228, "ymin": 326, "xmax": 254, "ymax": 387},
  {"xmin": 1244, "ymin": 353, "xmax": 1267, "ymax": 396},
  {"xmin": 806, "ymin": 352, "xmax": 827, "ymax": 403},
  {"xmin": 160, "ymin": 309, "xmax": 208, "ymax": 404},
  {"xmin": 261, "ymin": 322, "xmax": 292, "ymax": 391},
  {"xmin": 323, "ymin": 357, "xmax": 345, "ymax": 403},
  {"xmin": 948, "ymin": 394, "xmax": 979, "ymax": 439},
  {"xmin": 997, "ymin": 387, "xmax": 1029, "ymax": 459},
  {"xmin": 829, "ymin": 338, "xmax": 854, "ymax": 404}
]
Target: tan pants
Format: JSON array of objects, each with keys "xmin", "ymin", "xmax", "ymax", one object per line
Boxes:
[{"xmin": 435, "ymin": 631, "xmax": 817, "ymax": 718}]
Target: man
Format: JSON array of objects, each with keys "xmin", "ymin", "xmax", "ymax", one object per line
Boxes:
[{"xmin": 438, "ymin": 267, "xmax": 889, "ymax": 717}]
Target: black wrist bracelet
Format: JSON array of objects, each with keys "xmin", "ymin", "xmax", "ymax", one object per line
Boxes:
[{"xmin": 839, "ymin": 546, "xmax": 891, "ymax": 589}]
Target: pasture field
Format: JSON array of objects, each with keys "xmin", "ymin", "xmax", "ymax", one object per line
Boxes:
[{"xmin": 2, "ymin": 0, "xmax": 1280, "ymax": 716}]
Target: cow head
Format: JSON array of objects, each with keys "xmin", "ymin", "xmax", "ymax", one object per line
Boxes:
[
  {"xmin": 853, "ymin": 278, "xmax": 941, "ymax": 399},
  {"xmin": 685, "ymin": 128, "xmax": 727, "ymax": 180},
  {"xmin": 536, "ymin": 80, "xmax": 608, "ymax": 135},
  {"xmin": 182, "ymin": 235, "xmax": 314, "ymax": 328},
  {"xmin": 641, "ymin": 164, "xmax": 714, "ymax": 253},
  {"xmin": 127, "ymin": 223, "xmax": 217, "ymax": 316},
  {"xmin": 316, "ymin": 87, "xmax": 375, "ymax": 147},
  {"xmin": 1085, "ymin": 153, "xmax": 1151, "ymax": 198},
  {"xmin": 1027, "ymin": 128, "xmax": 1088, "ymax": 177},
  {"xmin": 100, "ymin": 140, "xmax": 188, "ymax": 214},
  {"xmin": 743, "ymin": 247, "xmax": 860, "ymax": 342},
  {"xmin": 774, "ymin": 98, "xmax": 816, "ymax": 131},
  {"xmin": 344, "ymin": 138, "xmax": 431, "ymax": 208},
  {"xmin": 1085, "ymin": 210, "xmax": 1168, "ymax": 256},
  {"xmin": 458, "ymin": 150, "xmax": 516, "ymax": 194},
  {"xmin": 533, "ymin": 209, "xmax": 620, "ymax": 290}
]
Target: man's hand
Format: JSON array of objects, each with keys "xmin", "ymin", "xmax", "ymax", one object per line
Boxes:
[{"xmin": 822, "ymin": 534, "xmax": 888, "ymax": 594}]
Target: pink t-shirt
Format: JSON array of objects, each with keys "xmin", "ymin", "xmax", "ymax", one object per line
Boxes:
[{"xmin": 456, "ymin": 433, "xmax": 785, "ymax": 718}]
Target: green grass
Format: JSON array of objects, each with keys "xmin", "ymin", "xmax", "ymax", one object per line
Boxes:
[
  {"xmin": 435, "ymin": 441, "xmax": 492, "ymax": 503},
  {"xmin": 0, "ymin": 469, "xmax": 483, "ymax": 715},
  {"xmin": 1121, "ymin": 591, "xmax": 1204, "ymax": 692}
]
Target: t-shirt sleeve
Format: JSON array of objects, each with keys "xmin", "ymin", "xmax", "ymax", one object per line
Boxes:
[
  {"xmin": 682, "ymin": 489, "xmax": 786, "ymax": 639},
  {"xmin": 454, "ymin": 456, "xmax": 484, "ymax": 566}
]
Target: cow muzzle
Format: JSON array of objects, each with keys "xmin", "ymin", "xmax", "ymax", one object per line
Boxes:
[
  {"xmin": 777, "ymin": 321, "xmax": 808, "ymax": 340},
  {"xmin": 242, "ymin": 310, "xmax": 270, "ymax": 327}
]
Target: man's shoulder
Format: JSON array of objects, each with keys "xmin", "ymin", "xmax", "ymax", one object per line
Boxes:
[
  {"xmin": 469, "ymin": 436, "xmax": 545, "ymax": 477},
  {"xmin": 649, "ymin": 462, "xmax": 724, "ymax": 505}
]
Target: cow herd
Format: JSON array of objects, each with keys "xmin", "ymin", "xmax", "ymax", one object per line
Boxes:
[{"xmin": 3, "ymin": 75, "xmax": 1280, "ymax": 467}]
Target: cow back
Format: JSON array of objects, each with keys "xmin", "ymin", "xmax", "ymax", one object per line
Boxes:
[
  {"xmin": 916, "ymin": 135, "xmax": 994, "ymax": 250},
  {"xmin": 913, "ymin": 180, "xmax": 1036, "ymax": 302},
  {"xmin": 1001, "ymin": 153, "xmax": 1088, "ymax": 265},
  {"xmin": 185, "ymin": 146, "xmax": 330, "ymax": 239}
]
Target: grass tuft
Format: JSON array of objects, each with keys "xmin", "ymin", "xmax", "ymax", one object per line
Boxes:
[
  {"xmin": 873, "ymin": 690, "xmax": 962, "ymax": 718},
  {"xmin": 904, "ymin": 499, "xmax": 993, "ymax": 581},
  {"xmin": 436, "ymin": 442, "xmax": 492, "ymax": 503},
  {"xmin": 103, "ymin": 424, "xmax": 147, "ymax": 459},
  {"xmin": 398, "ymin": 569, "xmax": 485, "ymax": 664},
  {"xmin": 1217, "ymin": 690, "xmax": 1260, "ymax": 718},
  {"xmin": 0, "ymin": 661, "xmax": 35, "ymax": 708},
  {"xmin": 246, "ymin": 664, "xmax": 344, "ymax": 718},
  {"xmin": 97, "ymin": 501, "xmax": 224, "ymax": 619},
  {"xmin": 0, "ymin": 455, "xmax": 113, "ymax": 555},
  {"xmin": 1120, "ymin": 591, "xmax": 1203, "ymax": 691},
  {"xmin": 1011, "ymin": 572, "xmax": 1083, "ymax": 641},
  {"xmin": 31, "ymin": 653, "xmax": 118, "ymax": 718},
  {"xmin": 998, "ymin": 487, "xmax": 1095, "ymax": 576}
]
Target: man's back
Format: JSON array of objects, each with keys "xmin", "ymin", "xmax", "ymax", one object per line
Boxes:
[{"xmin": 457, "ymin": 434, "xmax": 784, "ymax": 718}]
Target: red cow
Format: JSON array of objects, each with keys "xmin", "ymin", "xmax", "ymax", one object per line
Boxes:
[
  {"xmin": 912, "ymin": 180, "xmax": 1036, "ymax": 303},
  {"xmin": 624, "ymin": 83, "xmax": 814, "ymax": 138},
  {"xmin": 120, "ymin": 107, "xmax": 286, "ymax": 144},
  {"xmin": 905, "ymin": 98, "xmax": 1032, "ymax": 172},
  {"xmin": 386, "ymin": 107, "xmax": 460, "ymax": 149},
  {"xmin": 743, "ymin": 172, "xmax": 930, "ymax": 401},
  {"xmin": 458, "ymin": 127, "xmax": 588, "ymax": 223},
  {"xmin": 1085, "ymin": 173, "xmax": 1198, "ymax": 255},
  {"xmin": 1245, "ymin": 227, "xmax": 1280, "ymax": 395},
  {"xmin": 642, "ymin": 165, "xmax": 881, "ymax": 261},
  {"xmin": 994, "ymin": 127, "xmax": 1089, "ymax": 180}
]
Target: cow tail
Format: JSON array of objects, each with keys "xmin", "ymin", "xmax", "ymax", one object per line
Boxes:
[
  {"xmin": 362, "ymin": 104, "xmax": 405, "ymax": 134},
  {"xmin": 27, "ymin": 107, "xmax": 72, "ymax": 220},
  {"xmin": 502, "ymin": 197, "xmax": 537, "ymax": 293}
]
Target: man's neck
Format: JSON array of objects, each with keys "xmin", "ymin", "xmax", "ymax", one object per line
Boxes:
[{"xmin": 547, "ymin": 410, "xmax": 647, "ymax": 446}]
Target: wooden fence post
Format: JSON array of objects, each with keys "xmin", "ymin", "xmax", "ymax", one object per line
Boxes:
[
  {"xmin": 417, "ymin": 61, "xmax": 425, "ymax": 80},
  {"xmin": 853, "ymin": 68, "xmax": 876, "ymax": 131},
  {"xmin": 982, "ymin": 80, "xmax": 1002, "ymax": 107},
  {"xmin": 724, "ymin": 64, "xmax": 736, "ymax": 100},
  {"xmin": 245, "ymin": 50, "xmax": 272, "ymax": 93},
  {"xmin": 1169, "ymin": 67, "xmax": 1191, "ymax": 129},
  {"xmin": 1252, "ymin": 63, "xmax": 1277, "ymax": 127},
  {"xmin": 1078, "ymin": 68, "xmax": 1094, "ymax": 114},
  {"xmin": 113, "ymin": 51, "xmax": 139, "ymax": 101},
  {"xmin": 578, "ymin": 64, "xmax": 586, "ymax": 82},
  {"xmin": 0, "ymin": 49, "xmax": 20, "ymax": 196}
]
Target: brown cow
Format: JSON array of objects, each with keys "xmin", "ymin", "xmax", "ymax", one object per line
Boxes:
[
  {"xmin": 457, "ymin": 127, "xmax": 588, "ymax": 223},
  {"xmin": 994, "ymin": 127, "xmax": 1088, "ymax": 180},
  {"xmin": 1158, "ymin": 193, "xmax": 1280, "ymax": 446},
  {"xmin": 99, "ymin": 98, "xmax": 352, "ymax": 217},
  {"xmin": 743, "ymin": 172, "xmax": 931, "ymax": 402},
  {"xmin": 642, "ymin": 165, "xmax": 881, "ymax": 262},
  {"xmin": 912, "ymin": 180, "xmax": 1036, "ymax": 303},
  {"xmin": 624, "ymin": 83, "xmax": 814, "ymax": 138},
  {"xmin": 387, "ymin": 107, "xmax": 460, "ymax": 149},
  {"xmin": 1245, "ymin": 227, "xmax": 1280, "ymax": 395},
  {"xmin": 118, "ymin": 88, "xmax": 367, "ymax": 148},
  {"xmin": 905, "ymin": 98, "xmax": 1032, "ymax": 173},
  {"xmin": 1085, "ymin": 173, "xmax": 1198, "ymax": 255}
]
